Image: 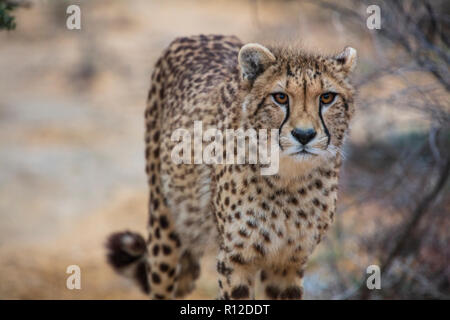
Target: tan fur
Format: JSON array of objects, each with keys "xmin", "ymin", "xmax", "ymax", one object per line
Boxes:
[{"xmin": 122, "ymin": 34, "xmax": 356, "ymax": 299}]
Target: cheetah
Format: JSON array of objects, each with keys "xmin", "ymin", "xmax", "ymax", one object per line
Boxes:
[{"xmin": 106, "ymin": 34, "xmax": 357, "ymax": 299}]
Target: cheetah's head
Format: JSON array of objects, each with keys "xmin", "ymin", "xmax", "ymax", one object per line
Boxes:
[{"xmin": 238, "ymin": 43, "xmax": 357, "ymax": 175}]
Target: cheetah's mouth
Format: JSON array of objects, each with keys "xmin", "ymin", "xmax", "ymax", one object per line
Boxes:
[
  {"xmin": 282, "ymin": 145, "xmax": 328, "ymax": 162},
  {"xmin": 283, "ymin": 145, "xmax": 319, "ymax": 157},
  {"xmin": 284, "ymin": 143, "xmax": 341, "ymax": 162},
  {"xmin": 294, "ymin": 150, "xmax": 315, "ymax": 155},
  {"xmin": 292, "ymin": 149, "xmax": 318, "ymax": 158}
]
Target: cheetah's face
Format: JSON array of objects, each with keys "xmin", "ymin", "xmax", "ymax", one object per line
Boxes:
[{"xmin": 239, "ymin": 44, "xmax": 357, "ymax": 169}]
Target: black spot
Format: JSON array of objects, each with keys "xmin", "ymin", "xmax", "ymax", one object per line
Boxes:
[
  {"xmin": 151, "ymin": 272, "xmax": 161, "ymax": 284},
  {"xmin": 169, "ymin": 232, "xmax": 181, "ymax": 247},
  {"xmin": 260, "ymin": 270, "xmax": 267, "ymax": 282},
  {"xmin": 315, "ymin": 179, "xmax": 323, "ymax": 189},
  {"xmin": 159, "ymin": 215, "xmax": 169, "ymax": 229},
  {"xmin": 149, "ymin": 214, "xmax": 155, "ymax": 226},
  {"xmin": 162, "ymin": 245, "xmax": 172, "ymax": 255},
  {"xmin": 231, "ymin": 285, "xmax": 249, "ymax": 299},
  {"xmin": 336, "ymin": 57, "xmax": 346, "ymax": 64},
  {"xmin": 238, "ymin": 229, "xmax": 249, "ymax": 238},
  {"xmin": 265, "ymin": 285, "xmax": 280, "ymax": 299},
  {"xmin": 313, "ymin": 198, "xmax": 320, "ymax": 207},
  {"xmin": 159, "ymin": 263, "xmax": 169, "ymax": 272},
  {"xmin": 297, "ymin": 210, "xmax": 307, "ymax": 219},
  {"xmin": 283, "ymin": 208, "xmax": 291, "ymax": 219},
  {"xmin": 153, "ymin": 131, "xmax": 160, "ymax": 142},
  {"xmin": 253, "ymin": 243, "xmax": 265, "ymax": 256},
  {"xmin": 260, "ymin": 230, "xmax": 271, "ymax": 242},
  {"xmin": 286, "ymin": 64, "xmax": 294, "ymax": 77},
  {"xmin": 217, "ymin": 261, "xmax": 233, "ymax": 276},
  {"xmin": 246, "ymin": 220, "xmax": 257, "ymax": 228},
  {"xmin": 153, "ymin": 199, "xmax": 160, "ymax": 210},
  {"xmin": 134, "ymin": 262, "xmax": 150, "ymax": 294},
  {"xmin": 230, "ymin": 254, "xmax": 246, "ymax": 265},
  {"xmin": 280, "ymin": 286, "xmax": 302, "ymax": 299},
  {"xmin": 234, "ymin": 242, "xmax": 244, "ymax": 249}
]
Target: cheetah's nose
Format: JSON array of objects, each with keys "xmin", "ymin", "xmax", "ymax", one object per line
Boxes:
[{"xmin": 291, "ymin": 128, "xmax": 317, "ymax": 145}]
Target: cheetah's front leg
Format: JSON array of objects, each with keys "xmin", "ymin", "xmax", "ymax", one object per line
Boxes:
[
  {"xmin": 259, "ymin": 266, "xmax": 304, "ymax": 300},
  {"xmin": 216, "ymin": 249, "xmax": 257, "ymax": 300}
]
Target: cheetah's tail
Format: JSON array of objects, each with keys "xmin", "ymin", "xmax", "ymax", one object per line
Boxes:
[{"xmin": 106, "ymin": 231, "xmax": 150, "ymax": 293}]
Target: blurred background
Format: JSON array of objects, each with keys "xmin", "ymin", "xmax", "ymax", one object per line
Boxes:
[{"xmin": 0, "ymin": 0, "xmax": 448, "ymax": 299}]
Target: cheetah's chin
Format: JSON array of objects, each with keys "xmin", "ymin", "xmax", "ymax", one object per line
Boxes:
[
  {"xmin": 277, "ymin": 153, "xmax": 327, "ymax": 179},
  {"xmin": 291, "ymin": 151, "xmax": 317, "ymax": 162}
]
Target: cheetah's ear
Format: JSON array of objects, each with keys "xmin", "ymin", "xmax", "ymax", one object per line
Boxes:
[
  {"xmin": 334, "ymin": 46, "xmax": 357, "ymax": 74},
  {"xmin": 238, "ymin": 43, "xmax": 276, "ymax": 82}
]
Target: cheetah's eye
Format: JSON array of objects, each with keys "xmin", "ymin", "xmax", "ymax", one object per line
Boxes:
[
  {"xmin": 272, "ymin": 92, "xmax": 289, "ymax": 105},
  {"xmin": 319, "ymin": 92, "xmax": 337, "ymax": 105}
]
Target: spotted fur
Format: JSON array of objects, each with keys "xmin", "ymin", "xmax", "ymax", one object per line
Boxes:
[{"xmin": 106, "ymin": 34, "xmax": 357, "ymax": 299}]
